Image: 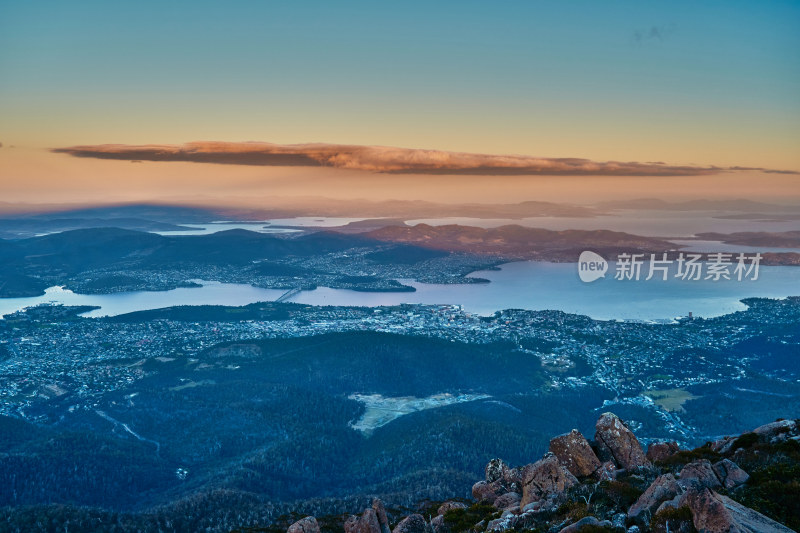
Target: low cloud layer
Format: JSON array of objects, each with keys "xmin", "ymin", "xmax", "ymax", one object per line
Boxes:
[{"xmin": 52, "ymin": 141, "xmax": 797, "ymax": 176}]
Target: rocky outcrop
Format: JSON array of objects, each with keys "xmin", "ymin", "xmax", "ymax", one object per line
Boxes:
[
  {"xmin": 594, "ymin": 412, "xmax": 649, "ymax": 470},
  {"xmin": 288, "ymin": 517, "xmax": 321, "ymax": 533},
  {"xmin": 286, "ymin": 416, "xmax": 796, "ymax": 533},
  {"xmin": 646, "ymin": 441, "xmax": 680, "ymax": 463},
  {"xmin": 392, "ymin": 514, "xmax": 429, "ymax": 533},
  {"xmin": 628, "ymin": 474, "xmax": 680, "ymax": 527},
  {"xmin": 519, "ymin": 454, "xmax": 578, "ymax": 509},
  {"xmin": 549, "ymin": 429, "xmax": 602, "ymax": 477}
]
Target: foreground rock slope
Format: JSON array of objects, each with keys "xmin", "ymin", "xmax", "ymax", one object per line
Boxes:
[{"xmin": 284, "ymin": 414, "xmax": 799, "ymax": 533}]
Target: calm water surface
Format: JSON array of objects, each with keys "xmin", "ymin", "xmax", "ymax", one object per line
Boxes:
[{"xmin": 2, "ymin": 262, "xmax": 798, "ymax": 321}]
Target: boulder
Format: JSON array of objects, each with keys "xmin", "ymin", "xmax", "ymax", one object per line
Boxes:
[
  {"xmin": 558, "ymin": 516, "xmax": 601, "ymax": 533},
  {"xmin": 612, "ymin": 512, "xmax": 627, "ymax": 530},
  {"xmin": 493, "ymin": 492, "xmax": 521, "ymax": 510},
  {"xmin": 712, "ymin": 459, "xmax": 749, "ymax": 489},
  {"xmin": 373, "ymin": 498, "xmax": 392, "ymax": 533},
  {"xmin": 714, "ymin": 493, "xmax": 794, "ymax": 533},
  {"xmin": 392, "ymin": 514, "xmax": 429, "ymax": 533},
  {"xmin": 486, "ymin": 515, "xmax": 516, "ymax": 532},
  {"xmin": 646, "ymin": 441, "xmax": 680, "ymax": 463},
  {"xmin": 710, "ymin": 437, "xmax": 735, "ymax": 453},
  {"xmin": 472, "ymin": 480, "xmax": 504, "ymax": 504},
  {"xmin": 345, "ymin": 509, "xmax": 382, "ymax": 533},
  {"xmin": 485, "ymin": 458, "xmax": 509, "ymax": 483},
  {"xmin": 594, "ymin": 413, "xmax": 649, "ymax": 470},
  {"xmin": 627, "ymin": 473, "xmax": 680, "ymax": 527},
  {"xmin": 519, "ymin": 454, "xmax": 578, "ymax": 509},
  {"xmin": 656, "ymin": 494, "xmax": 686, "ymax": 515},
  {"xmin": 593, "ymin": 460, "xmax": 618, "ymax": 481},
  {"xmin": 549, "ymin": 429, "xmax": 602, "ymax": 477},
  {"xmin": 681, "ymin": 486, "xmax": 798, "ymax": 533},
  {"xmin": 752, "ymin": 419, "xmax": 799, "ymax": 443},
  {"xmin": 678, "ymin": 459, "xmax": 722, "ymax": 490},
  {"xmin": 502, "ymin": 465, "xmax": 524, "ymax": 492},
  {"xmin": 437, "ymin": 501, "xmax": 467, "ymax": 516},
  {"xmin": 287, "ymin": 517, "xmax": 321, "ymax": 533},
  {"xmin": 429, "ymin": 515, "xmax": 447, "ymax": 533}
]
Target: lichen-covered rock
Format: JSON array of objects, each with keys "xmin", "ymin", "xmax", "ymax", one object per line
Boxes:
[
  {"xmin": 594, "ymin": 413, "xmax": 649, "ymax": 470},
  {"xmin": 502, "ymin": 465, "xmax": 524, "ymax": 492},
  {"xmin": 549, "ymin": 429, "xmax": 602, "ymax": 477},
  {"xmin": 373, "ymin": 498, "xmax": 391, "ymax": 533},
  {"xmin": 646, "ymin": 441, "xmax": 680, "ymax": 463},
  {"xmin": 678, "ymin": 459, "xmax": 722, "ymax": 490},
  {"xmin": 493, "ymin": 491, "xmax": 521, "ymax": 510},
  {"xmin": 593, "ymin": 460, "xmax": 618, "ymax": 481},
  {"xmin": 287, "ymin": 516, "xmax": 321, "ymax": 533},
  {"xmin": 519, "ymin": 454, "xmax": 578, "ymax": 509},
  {"xmin": 437, "ymin": 501, "xmax": 467, "ymax": 516},
  {"xmin": 485, "ymin": 458, "xmax": 509, "ymax": 483},
  {"xmin": 627, "ymin": 473, "xmax": 680, "ymax": 527},
  {"xmin": 558, "ymin": 516, "xmax": 601, "ymax": 533},
  {"xmin": 712, "ymin": 459, "xmax": 749, "ymax": 489},
  {"xmin": 472, "ymin": 480, "xmax": 504, "ymax": 504},
  {"xmin": 345, "ymin": 509, "xmax": 382, "ymax": 533},
  {"xmin": 486, "ymin": 515, "xmax": 516, "ymax": 532},
  {"xmin": 392, "ymin": 514, "xmax": 429, "ymax": 533},
  {"xmin": 612, "ymin": 512, "xmax": 627, "ymax": 530}
]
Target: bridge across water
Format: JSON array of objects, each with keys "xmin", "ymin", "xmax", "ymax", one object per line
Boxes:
[{"xmin": 275, "ymin": 287, "xmax": 302, "ymax": 303}]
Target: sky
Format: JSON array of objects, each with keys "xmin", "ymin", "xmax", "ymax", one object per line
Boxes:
[{"xmin": 1, "ymin": 1, "xmax": 799, "ymax": 206}]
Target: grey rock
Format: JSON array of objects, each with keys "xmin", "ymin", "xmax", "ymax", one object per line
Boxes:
[
  {"xmin": 628, "ymin": 473, "xmax": 680, "ymax": 527},
  {"xmin": 712, "ymin": 459, "xmax": 750, "ymax": 489},
  {"xmin": 373, "ymin": 498, "xmax": 392, "ymax": 533},
  {"xmin": 429, "ymin": 515, "xmax": 447, "ymax": 533},
  {"xmin": 558, "ymin": 516, "xmax": 601, "ymax": 533},
  {"xmin": 345, "ymin": 509, "xmax": 381, "ymax": 533},
  {"xmin": 752, "ymin": 420, "xmax": 799, "ymax": 443},
  {"xmin": 287, "ymin": 516, "xmax": 321, "ymax": 533},
  {"xmin": 392, "ymin": 514, "xmax": 429, "ymax": 533},
  {"xmin": 493, "ymin": 492, "xmax": 521, "ymax": 509},
  {"xmin": 437, "ymin": 501, "xmax": 467, "ymax": 516}
]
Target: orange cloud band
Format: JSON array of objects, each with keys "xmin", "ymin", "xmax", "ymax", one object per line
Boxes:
[{"xmin": 52, "ymin": 141, "xmax": 799, "ymax": 176}]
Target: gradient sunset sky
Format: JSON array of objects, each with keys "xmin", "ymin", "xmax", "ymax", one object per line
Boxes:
[{"xmin": 1, "ymin": 1, "xmax": 798, "ymax": 205}]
